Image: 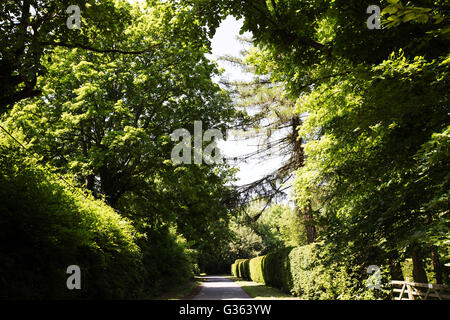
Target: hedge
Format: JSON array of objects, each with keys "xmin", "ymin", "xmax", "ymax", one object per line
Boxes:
[
  {"xmin": 249, "ymin": 256, "xmax": 265, "ymax": 284},
  {"xmin": 0, "ymin": 141, "xmax": 196, "ymax": 299},
  {"xmin": 262, "ymin": 247, "xmax": 293, "ymax": 292},
  {"xmin": 232, "ymin": 243, "xmax": 389, "ymax": 299},
  {"xmin": 0, "ymin": 146, "xmax": 145, "ymax": 299},
  {"xmin": 231, "ymin": 259, "xmax": 249, "ymax": 279}
]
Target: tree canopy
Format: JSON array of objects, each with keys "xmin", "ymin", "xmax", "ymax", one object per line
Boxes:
[{"xmin": 0, "ymin": 0, "xmax": 448, "ymax": 299}]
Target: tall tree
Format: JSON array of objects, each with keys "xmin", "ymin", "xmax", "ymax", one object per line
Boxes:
[
  {"xmin": 192, "ymin": 0, "xmax": 450, "ymax": 281},
  {"xmin": 0, "ymin": 0, "xmax": 162, "ymax": 113},
  {"xmin": 3, "ymin": 0, "xmax": 239, "ymax": 272},
  {"xmin": 220, "ymin": 40, "xmax": 317, "ymax": 242}
]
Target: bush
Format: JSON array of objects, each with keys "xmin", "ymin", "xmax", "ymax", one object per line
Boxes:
[
  {"xmin": 239, "ymin": 259, "xmax": 250, "ymax": 280},
  {"xmin": 288, "ymin": 244, "xmax": 352, "ymax": 299},
  {"xmin": 249, "ymin": 256, "xmax": 265, "ymax": 284},
  {"xmin": 231, "ymin": 262, "xmax": 238, "ymax": 277},
  {"xmin": 0, "ymin": 145, "xmax": 144, "ymax": 299},
  {"xmin": 262, "ymin": 247, "xmax": 293, "ymax": 293},
  {"xmin": 289, "ymin": 243, "xmax": 391, "ymax": 299},
  {"xmin": 137, "ymin": 226, "xmax": 195, "ymax": 298}
]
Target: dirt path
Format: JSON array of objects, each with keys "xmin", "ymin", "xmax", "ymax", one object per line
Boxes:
[{"xmin": 191, "ymin": 275, "xmax": 253, "ymax": 300}]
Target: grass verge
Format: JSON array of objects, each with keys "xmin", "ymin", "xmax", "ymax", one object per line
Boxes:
[
  {"xmin": 226, "ymin": 276, "xmax": 302, "ymax": 300},
  {"xmin": 152, "ymin": 277, "xmax": 203, "ymax": 300}
]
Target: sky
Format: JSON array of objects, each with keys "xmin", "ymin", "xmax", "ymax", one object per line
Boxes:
[{"xmin": 209, "ymin": 17, "xmax": 285, "ymax": 188}]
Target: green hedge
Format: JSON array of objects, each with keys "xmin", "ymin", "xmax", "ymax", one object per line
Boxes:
[
  {"xmin": 138, "ymin": 226, "xmax": 195, "ymax": 297},
  {"xmin": 232, "ymin": 243, "xmax": 390, "ymax": 299},
  {"xmin": 0, "ymin": 141, "xmax": 197, "ymax": 299},
  {"xmin": 240, "ymin": 259, "xmax": 250, "ymax": 280},
  {"xmin": 231, "ymin": 259, "xmax": 250, "ymax": 279},
  {"xmin": 263, "ymin": 247, "xmax": 293, "ymax": 292},
  {"xmin": 0, "ymin": 145, "xmax": 145, "ymax": 299},
  {"xmin": 288, "ymin": 244, "xmax": 364, "ymax": 299},
  {"xmin": 249, "ymin": 256, "xmax": 265, "ymax": 284},
  {"xmin": 231, "ymin": 262, "xmax": 238, "ymax": 277}
]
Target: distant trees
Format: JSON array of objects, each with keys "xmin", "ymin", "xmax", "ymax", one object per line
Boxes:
[{"xmin": 225, "ymin": 202, "xmax": 307, "ymax": 265}]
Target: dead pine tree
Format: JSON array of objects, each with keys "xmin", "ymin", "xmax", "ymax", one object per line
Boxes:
[{"xmin": 220, "ymin": 36, "xmax": 317, "ymax": 243}]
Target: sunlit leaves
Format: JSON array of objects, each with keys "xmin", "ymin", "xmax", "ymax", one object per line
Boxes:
[{"xmin": 382, "ymin": 0, "xmax": 447, "ymax": 29}]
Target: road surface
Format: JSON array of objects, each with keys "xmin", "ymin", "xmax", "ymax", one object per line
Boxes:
[{"xmin": 191, "ymin": 275, "xmax": 253, "ymax": 300}]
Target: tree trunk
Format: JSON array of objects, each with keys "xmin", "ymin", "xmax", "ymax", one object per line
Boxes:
[
  {"xmin": 292, "ymin": 116, "xmax": 316, "ymax": 244},
  {"xmin": 389, "ymin": 256, "xmax": 403, "ymax": 280},
  {"xmin": 99, "ymin": 166, "xmax": 121, "ymax": 207},
  {"xmin": 410, "ymin": 245, "xmax": 428, "ymax": 283},
  {"xmin": 431, "ymin": 246, "xmax": 443, "ymax": 284},
  {"xmin": 85, "ymin": 175, "xmax": 96, "ymax": 194},
  {"xmin": 304, "ymin": 201, "xmax": 316, "ymax": 244}
]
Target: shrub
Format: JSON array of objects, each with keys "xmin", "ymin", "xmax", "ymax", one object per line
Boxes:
[
  {"xmin": 249, "ymin": 256, "xmax": 265, "ymax": 284},
  {"xmin": 137, "ymin": 226, "xmax": 195, "ymax": 298},
  {"xmin": 231, "ymin": 262, "xmax": 238, "ymax": 277},
  {"xmin": 231, "ymin": 259, "xmax": 250, "ymax": 279},
  {"xmin": 239, "ymin": 259, "xmax": 250, "ymax": 280},
  {"xmin": 231, "ymin": 259, "xmax": 242, "ymax": 277},
  {"xmin": 289, "ymin": 244, "xmax": 348, "ymax": 299},
  {"xmin": 231, "ymin": 263, "xmax": 236, "ymax": 276},
  {"xmin": 0, "ymin": 145, "xmax": 144, "ymax": 299},
  {"xmin": 262, "ymin": 247, "xmax": 293, "ymax": 293},
  {"xmin": 288, "ymin": 243, "xmax": 390, "ymax": 300}
]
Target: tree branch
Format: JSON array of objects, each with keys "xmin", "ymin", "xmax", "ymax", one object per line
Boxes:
[{"xmin": 39, "ymin": 41, "xmax": 162, "ymax": 55}]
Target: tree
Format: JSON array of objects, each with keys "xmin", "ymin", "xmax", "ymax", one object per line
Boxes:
[
  {"xmin": 0, "ymin": 0, "xmax": 161, "ymax": 113},
  {"xmin": 193, "ymin": 0, "xmax": 450, "ymax": 283},
  {"xmin": 3, "ymin": 0, "xmax": 239, "ymax": 274},
  {"xmin": 220, "ymin": 38, "xmax": 317, "ymax": 243}
]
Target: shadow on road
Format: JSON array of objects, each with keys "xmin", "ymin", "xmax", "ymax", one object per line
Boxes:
[{"xmin": 189, "ymin": 275, "xmax": 253, "ymax": 300}]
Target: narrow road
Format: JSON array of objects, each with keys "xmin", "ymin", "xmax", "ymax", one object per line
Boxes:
[{"xmin": 192, "ymin": 275, "xmax": 253, "ymax": 300}]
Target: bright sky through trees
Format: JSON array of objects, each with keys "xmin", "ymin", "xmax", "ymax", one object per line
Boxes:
[{"xmin": 210, "ymin": 16, "xmax": 285, "ymax": 188}]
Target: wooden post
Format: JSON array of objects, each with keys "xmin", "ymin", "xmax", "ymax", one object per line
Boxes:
[
  {"xmin": 405, "ymin": 278, "xmax": 414, "ymax": 300},
  {"xmin": 399, "ymin": 283, "xmax": 406, "ymax": 300}
]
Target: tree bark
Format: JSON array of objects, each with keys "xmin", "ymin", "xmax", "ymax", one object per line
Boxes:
[
  {"xmin": 431, "ymin": 245, "xmax": 443, "ymax": 284},
  {"xmin": 292, "ymin": 116, "xmax": 316, "ymax": 244},
  {"xmin": 85, "ymin": 175, "xmax": 96, "ymax": 194},
  {"xmin": 304, "ymin": 201, "xmax": 316, "ymax": 244},
  {"xmin": 410, "ymin": 245, "xmax": 428, "ymax": 283}
]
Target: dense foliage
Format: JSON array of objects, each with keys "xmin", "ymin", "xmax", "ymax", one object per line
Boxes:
[
  {"xmin": 1, "ymin": 0, "xmax": 448, "ymax": 300},
  {"xmin": 0, "ymin": 143, "xmax": 144, "ymax": 299},
  {"xmin": 201, "ymin": 0, "xmax": 449, "ymax": 288},
  {"xmin": 1, "ymin": 0, "xmax": 238, "ymax": 299}
]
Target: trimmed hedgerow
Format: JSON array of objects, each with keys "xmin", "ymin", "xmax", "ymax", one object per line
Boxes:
[
  {"xmin": 234, "ymin": 243, "xmax": 391, "ymax": 300},
  {"xmin": 239, "ymin": 259, "xmax": 250, "ymax": 280},
  {"xmin": 288, "ymin": 243, "xmax": 355, "ymax": 299},
  {"xmin": 231, "ymin": 262, "xmax": 238, "ymax": 277},
  {"xmin": 231, "ymin": 259, "xmax": 243, "ymax": 277},
  {"xmin": 262, "ymin": 247, "xmax": 293, "ymax": 293},
  {"xmin": 249, "ymin": 256, "xmax": 265, "ymax": 284},
  {"xmin": 288, "ymin": 243, "xmax": 393, "ymax": 299},
  {"xmin": 231, "ymin": 259, "xmax": 250, "ymax": 279}
]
